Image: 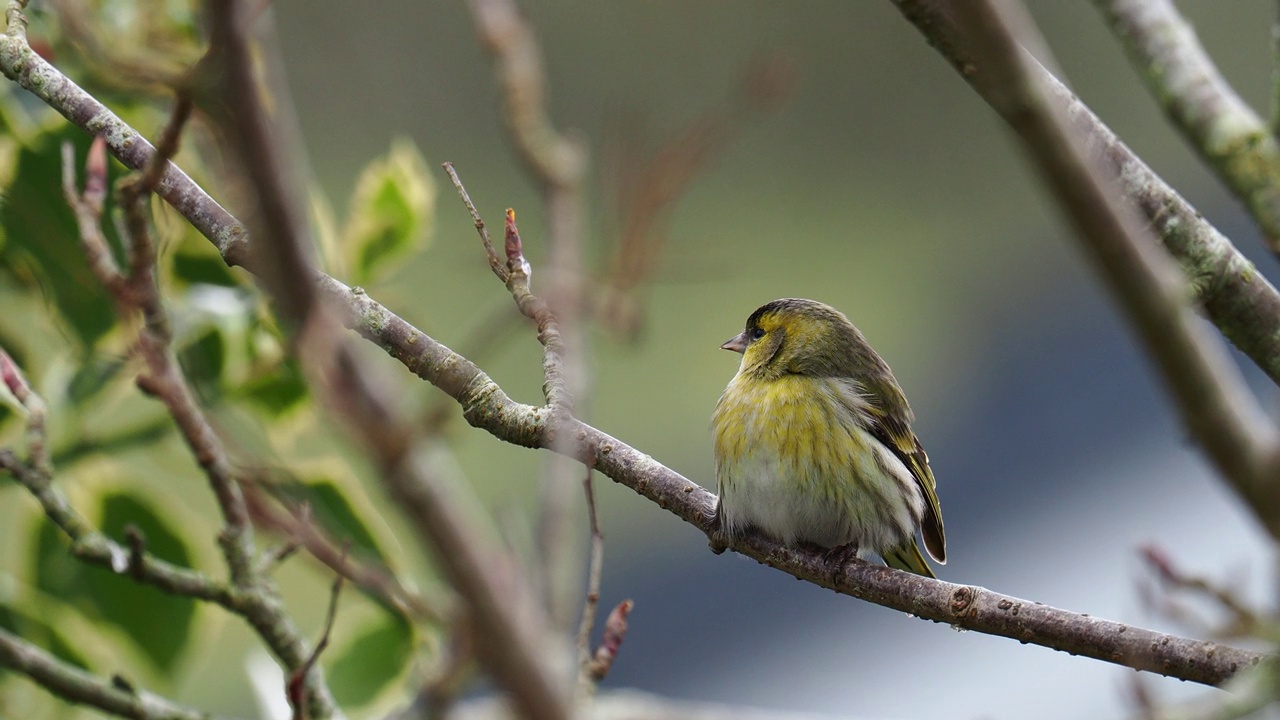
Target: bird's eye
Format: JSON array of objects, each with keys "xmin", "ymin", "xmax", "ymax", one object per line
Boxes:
[{"xmin": 750, "ymin": 327, "xmax": 766, "ymax": 340}]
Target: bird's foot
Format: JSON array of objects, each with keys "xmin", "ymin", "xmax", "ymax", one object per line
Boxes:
[{"xmin": 815, "ymin": 542, "xmax": 860, "ymax": 585}]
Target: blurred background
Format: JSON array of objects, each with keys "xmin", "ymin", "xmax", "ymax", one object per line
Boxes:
[{"xmin": 3, "ymin": 1, "xmax": 1279, "ymax": 718}]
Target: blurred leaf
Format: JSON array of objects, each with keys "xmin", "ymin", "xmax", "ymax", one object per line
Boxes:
[
  {"xmin": 343, "ymin": 138, "xmax": 435, "ymax": 285},
  {"xmin": 176, "ymin": 324, "xmax": 225, "ymax": 402},
  {"xmin": 170, "ymin": 248, "xmax": 239, "ymax": 288},
  {"xmin": 52, "ymin": 417, "xmax": 172, "ymax": 468},
  {"xmin": 32, "ymin": 491, "xmax": 197, "ymax": 674},
  {"xmin": 0, "ymin": 603, "xmax": 92, "ymax": 676},
  {"xmin": 0, "ymin": 126, "xmax": 120, "ymax": 349},
  {"xmin": 327, "ymin": 612, "xmax": 413, "ymax": 709},
  {"xmin": 66, "ymin": 354, "xmax": 126, "ymax": 407},
  {"xmin": 237, "ymin": 357, "xmax": 308, "ymax": 416}
]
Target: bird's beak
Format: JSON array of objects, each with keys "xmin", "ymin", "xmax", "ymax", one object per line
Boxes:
[{"xmin": 720, "ymin": 332, "xmax": 748, "ymax": 354}]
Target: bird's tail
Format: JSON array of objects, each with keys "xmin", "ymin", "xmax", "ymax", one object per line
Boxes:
[{"xmin": 883, "ymin": 540, "xmax": 936, "ymax": 578}]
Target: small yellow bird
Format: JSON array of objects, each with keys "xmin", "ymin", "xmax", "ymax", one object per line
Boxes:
[{"xmin": 711, "ymin": 298, "xmax": 946, "ymax": 577}]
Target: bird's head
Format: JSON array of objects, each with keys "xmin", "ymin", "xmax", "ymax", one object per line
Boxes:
[{"xmin": 721, "ymin": 298, "xmax": 866, "ymax": 379}]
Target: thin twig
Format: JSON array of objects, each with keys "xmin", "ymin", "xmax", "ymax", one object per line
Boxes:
[
  {"xmin": 442, "ymin": 161, "xmax": 506, "ymax": 282},
  {"xmin": 0, "ymin": 627, "xmax": 219, "ymax": 720},
  {"xmin": 459, "ymin": 0, "xmax": 590, "ymax": 633},
  {"xmin": 443, "ymin": 168, "xmax": 572, "ymax": 413},
  {"xmin": 1096, "ymin": 0, "xmax": 1280, "ymax": 252},
  {"xmin": 575, "ymin": 462, "xmax": 604, "ymax": 685},
  {"xmin": 0, "ymin": 346, "xmax": 49, "ymax": 472},
  {"xmin": 0, "ymin": 449, "xmax": 237, "ymax": 604},
  {"xmin": 1140, "ymin": 545, "xmax": 1267, "ymax": 639},
  {"xmin": 61, "ymin": 113, "xmax": 331, "ymax": 716},
  {"xmin": 587, "ymin": 599, "xmax": 633, "ymax": 683},
  {"xmin": 288, "ymin": 568, "xmax": 345, "ymax": 720},
  {"xmin": 241, "ymin": 480, "xmax": 445, "ymax": 623}
]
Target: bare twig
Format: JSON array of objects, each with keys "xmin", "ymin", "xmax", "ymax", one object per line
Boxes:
[
  {"xmin": 60, "ymin": 95, "xmax": 335, "ymax": 717},
  {"xmin": 0, "ymin": 346, "xmax": 49, "ymax": 472},
  {"xmin": 443, "ymin": 162, "xmax": 506, "ymax": 282},
  {"xmin": 444, "ymin": 170, "xmax": 571, "ymax": 414},
  {"xmin": 575, "ymin": 463, "xmax": 604, "ymax": 685},
  {"xmin": 587, "ymin": 600, "xmax": 633, "ymax": 684},
  {"xmin": 600, "ymin": 52, "xmax": 795, "ymax": 337},
  {"xmin": 241, "ymin": 480, "xmax": 445, "ymax": 623},
  {"xmin": 124, "ymin": 525, "xmax": 147, "ymax": 582},
  {"xmin": 288, "ymin": 570, "xmax": 345, "ymax": 720},
  {"xmin": 1140, "ymin": 546, "xmax": 1267, "ymax": 639},
  {"xmin": 1096, "ymin": 0, "xmax": 1280, "ymax": 252},
  {"xmin": 0, "ymin": 448, "xmax": 238, "ymax": 604},
  {"xmin": 459, "ymin": 0, "xmax": 590, "ymax": 633},
  {"xmin": 0, "ymin": 627, "xmax": 219, "ymax": 720}
]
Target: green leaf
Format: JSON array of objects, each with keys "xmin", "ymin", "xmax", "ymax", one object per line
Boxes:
[
  {"xmin": 170, "ymin": 248, "xmax": 240, "ymax": 288},
  {"xmin": 327, "ymin": 612, "xmax": 414, "ymax": 709},
  {"xmin": 176, "ymin": 325, "xmax": 225, "ymax": 401},
  {"xmin": 66, "ymin": 353, "xmax": 126, "ymax": 407},
  {"xmin": 0, "ymin": 603, "xmax": 92, "ymax": 676},
  {"xmin": 0, "ymin": 126, "xmax": 120, "ymax": 349},
  {"xmin": 343, "ymin": 138, "xmax": 435, "ymax": 285},
  {"xmin": 32, "ymin": 491, "xmax": 197, "ymax": 673},
  {"xmin": 237, "ymin": 357, "xmax": 309, "ymax": 416},
  {"xmin": 51, "ymin": 416, "xmax": 172, "ymax": 468}
]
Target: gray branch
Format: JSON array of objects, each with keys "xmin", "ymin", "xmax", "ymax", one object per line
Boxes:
[
  {"xmin": 0, "ymin": 627, "xmax": 231, "ymax": 720},
  {"xmin": 887, "ymin": 0, "xmax": 1280, "ymax": 388},
  {"xmin": 0, "ymin": 0, "xmax": 1267, "ymax": 691},
  {"xmin": 1096, "ymin": 0, "xmax": 1280, "ymax": 251}
]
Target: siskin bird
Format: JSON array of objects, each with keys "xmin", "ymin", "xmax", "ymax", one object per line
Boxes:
[{"xmin": 711, "ymin": 298, "xmax": 946, "ymax": 577}]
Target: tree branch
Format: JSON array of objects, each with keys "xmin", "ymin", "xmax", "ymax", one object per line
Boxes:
[
  {"xmin": 890, "ymin": 0, "xmax": 1280, "ymax": 540},
  {"xmin": 61, "ymin": 127, "xmax": 338, "ymax": 718},
  {"xmin": 460, "ymin": 0, "xmax": 590, "ymax": 633},
  {"xmin": 1, "ymin": 0, "xmax": 1266, "ymax": 688},
  {"xmin": 887, "ymin": 0, "xmax": 1280, "ymax": 388},
  {"xmin": 0, "ymin": 628, "xmax": 224, "ymax": 720},
  {"xmin": 1096, "ymin": 0, "xmax": 1280, "ymax": 252},
  {"xmin": 0, "ymin": 448, "xmax": 240, "ymax": 604},
  {"xmin": 328, "ymin": 277, "xmax": 1265, "ymax": 686},
  {"xmin": 202, "ymin": 3, "xmax": 570, "ymax": 719}
]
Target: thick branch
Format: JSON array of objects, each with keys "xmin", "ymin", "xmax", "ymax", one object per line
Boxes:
[
  {"xmin": 887, "ymin": 0, "xmax": 1280, "ymax": 388},
  {"xmin": 0, "ymin": 628, "xmax": 222, "ymax": 720},
  {"xmin": 1, "ymin": 2, "xmax": 1266, "ymax": 687},
  {"xmin": 891, "ymin": 0, "xmax": 1280, "ymax": 539},
  {"xmin": 1096, "ymin": 0, "xmax": 1280, "ymax": 251},
  {"xmin": 326, "ymin": 277, "xmax": 1265, "ymax": 686}
]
